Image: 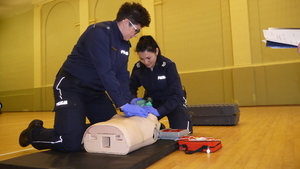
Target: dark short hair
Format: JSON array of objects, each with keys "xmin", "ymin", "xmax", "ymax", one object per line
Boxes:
[{"xmin": 116, "ymin": 2, "xmax": 151, "ymax": 27}]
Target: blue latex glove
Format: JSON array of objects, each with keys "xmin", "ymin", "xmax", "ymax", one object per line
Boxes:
[
  {"xmin": 130, "ymin": 98, "xmax": 143, "ymax": 105},
  {"xmin": 123, "ymin": 111, "xmax": 134, "ymax": 117},
  {"xmin": 121, "ymin": 103, "xmax": 148, "ymax": 118},
  {"xmin": 143, "ymin": 106, "xmax": 160, "ymax": 116}
]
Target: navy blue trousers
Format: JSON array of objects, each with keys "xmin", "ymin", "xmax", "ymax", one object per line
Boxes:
[
  {"xmin": 30, "ymin": 76, "xmax": 117, "ymax": 152},
  {"xmin": 154, "ymin": 101, "xmax": 193, "ymax": 133}
]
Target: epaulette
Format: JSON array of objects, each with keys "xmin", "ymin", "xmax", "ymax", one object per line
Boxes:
[
  {"xmin": 136, "ymin": 62, "xmax": 141, "ymax": 68},
  {"xmin": 93, "ymin": 22, "xmax": 112, "ymax": 33},
  {"xmin": 161, "ymin": 58, "xmax": 174, "ymax": 67}
]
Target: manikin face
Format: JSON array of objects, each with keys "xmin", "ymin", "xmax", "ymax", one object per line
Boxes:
[
  {"xmin": 121, "ymin": 19, "xmax": 141, "ymax": 41},
  {"xmin": 138, "ymin": 48, "xmax": 159, "ymax": 69}
]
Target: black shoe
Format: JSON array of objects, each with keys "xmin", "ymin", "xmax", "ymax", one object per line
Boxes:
[
  {"xmin": 19, "ymin": 119, "xmax": 43, "ymax": 147},
  {"xmin": 188, "ymin": 111, "xmax": 194, "ymax": 118},
  {"xmin": 188, "ymin": 111, "xmax": 194, "ymax": 134},
  {"xmin": 160, "ymin": 123, "xmax": 166, "ymax": 130}
]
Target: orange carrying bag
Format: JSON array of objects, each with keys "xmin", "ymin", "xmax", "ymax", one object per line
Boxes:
[{"xmin": 178, "ymin": 136, "xmax": 222, "ymax": 154}]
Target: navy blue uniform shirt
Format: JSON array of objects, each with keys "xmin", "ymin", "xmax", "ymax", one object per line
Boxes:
[
  {"xmin": 130, "ymin": 56, "xmax": 185, "ymax": 116},
  {"xmin": 61, "ymin": 21, "xmax": 131, "ymax": 108}
]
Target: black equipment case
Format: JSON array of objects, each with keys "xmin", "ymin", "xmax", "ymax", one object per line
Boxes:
[{"xmin": 188, "ymin": 103, "xmax": 240, "ymax": 126}]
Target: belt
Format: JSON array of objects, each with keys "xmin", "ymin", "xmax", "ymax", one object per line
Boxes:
[{"xmin": 58, "ymin": 68, "xmax": 100, "ymax": 92}]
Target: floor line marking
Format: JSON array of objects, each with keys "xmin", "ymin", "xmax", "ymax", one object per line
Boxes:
[{"xmin": 0, "ymin": 148, "xmax": 34, "ymax": 157}]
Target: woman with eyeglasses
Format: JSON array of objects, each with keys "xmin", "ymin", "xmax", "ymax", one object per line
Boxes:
[
  {"xmin": 129, "ymin": 35, "xmax": 193, "ymax": 133},
  {"xmin": 19, "ymin": 2, "xmax": 151, "ymax": 153}
]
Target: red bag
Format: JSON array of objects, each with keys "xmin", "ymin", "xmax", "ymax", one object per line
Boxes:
[{"xmin": 178, "ymin": 136, "xmax": 222, "ymax": 154}]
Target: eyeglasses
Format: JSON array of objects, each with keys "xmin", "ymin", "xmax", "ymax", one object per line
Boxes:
[{"xmin": 128, "ymin": 20, "xmax": 140, "ymax": 35}]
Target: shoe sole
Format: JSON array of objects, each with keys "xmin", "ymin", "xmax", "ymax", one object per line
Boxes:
[{"xmin": 19, "ymin": 119, "xmax": 43, "ymax": 147}]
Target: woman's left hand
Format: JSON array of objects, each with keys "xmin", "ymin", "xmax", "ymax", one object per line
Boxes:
[
  {"xmin": 143, "ymin": 106, "xmax": 160, "ymax": 116},
  {"xmin": 130, "ymin": 98, "xmax": 143, "ymax": 105}
]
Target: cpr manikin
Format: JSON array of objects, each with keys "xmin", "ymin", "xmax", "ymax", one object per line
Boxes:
[{"xmin": 83, "ymin": 114, "xmax": 160, "ymax": 155}]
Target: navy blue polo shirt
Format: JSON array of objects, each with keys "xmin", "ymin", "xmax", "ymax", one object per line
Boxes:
[{"xmin": 61, "ymin": 21, "xmax": 131, "ymax": 108}]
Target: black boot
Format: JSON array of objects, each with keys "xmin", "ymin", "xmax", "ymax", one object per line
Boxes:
[
  {"xmin": 19, "ymin": 119, "xmax": 43, "ymax": 147},
  {"xmin": 188, "ymin": 111, "xmax": 194, "ymax": 134},
  {"xmin": 0, "ymin": 102, "xmax": 2, "ymax": 114},
  {"xmin": 160, "ymin": 123, "xmax": 166, "ymax": 130}
]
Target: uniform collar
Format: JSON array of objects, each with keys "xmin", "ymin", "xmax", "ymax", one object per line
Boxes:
[{"xmin": 112, "ymin": 20, "xmax": 128, "ymax": 43}]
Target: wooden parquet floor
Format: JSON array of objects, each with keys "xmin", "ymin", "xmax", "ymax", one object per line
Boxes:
[{"xmin": 0, "ymin": 106, "xmax": 300, "ymax": 169}]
